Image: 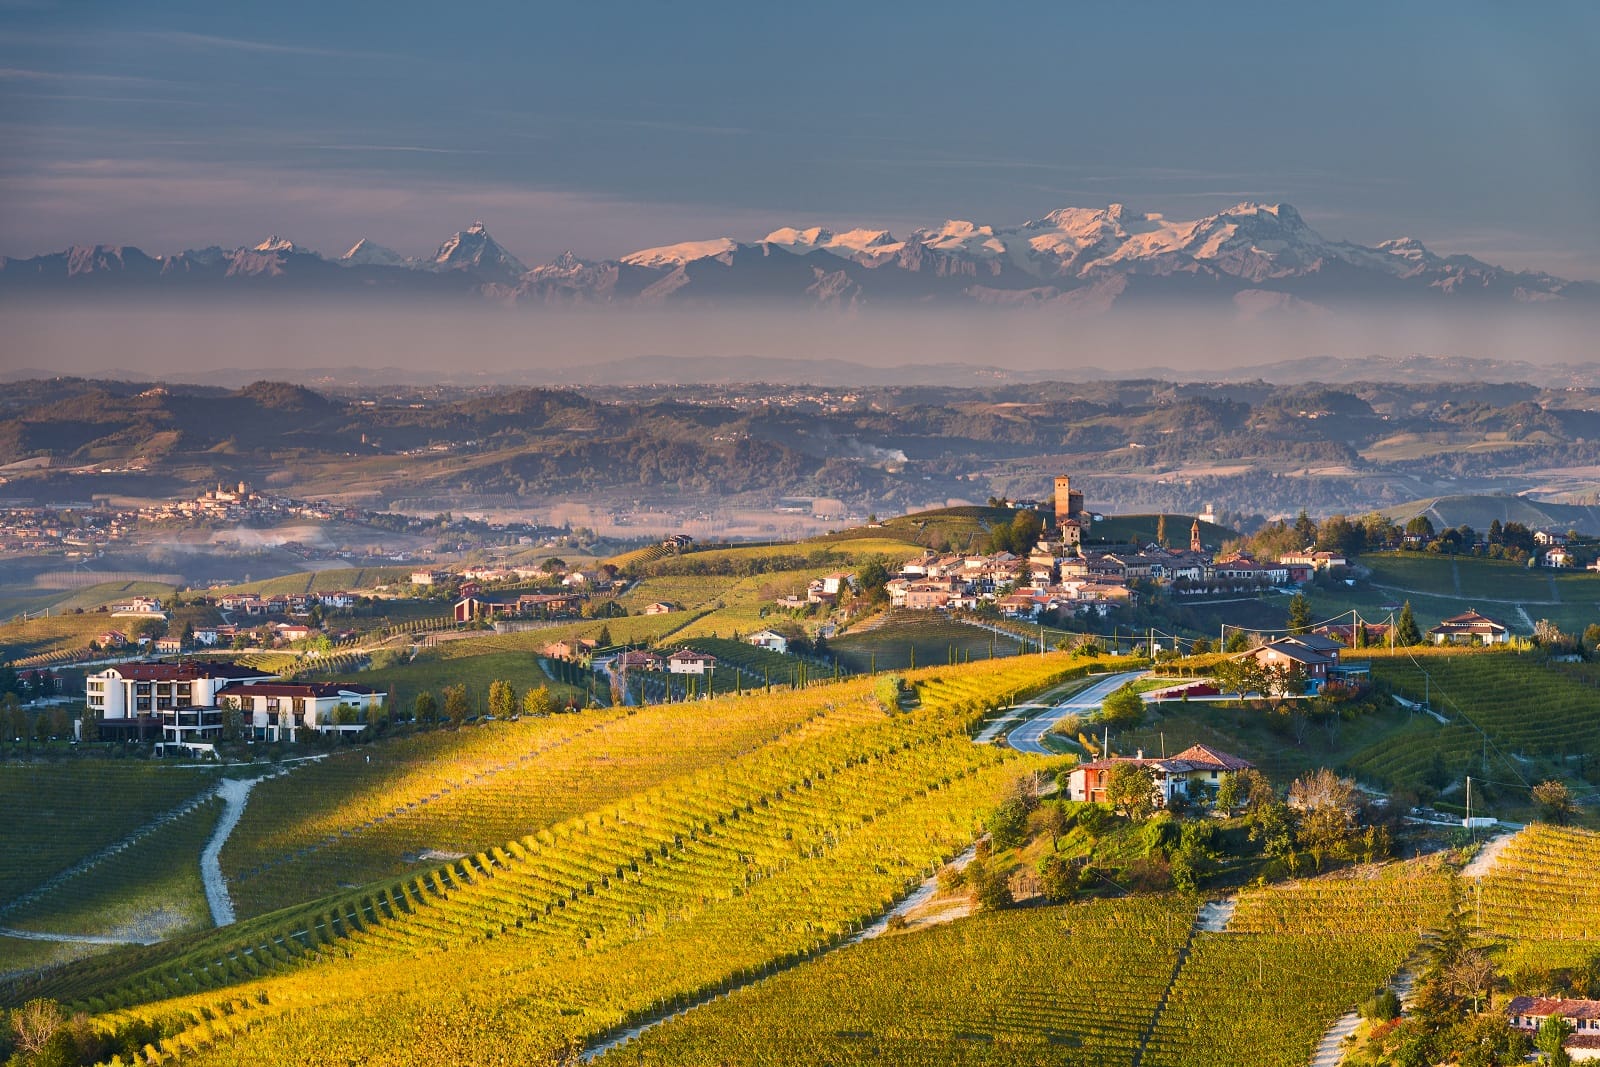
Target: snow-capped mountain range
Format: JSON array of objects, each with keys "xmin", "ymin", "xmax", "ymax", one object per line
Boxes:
[{"xmin": 4, "ymin": 203, "xmax": 1595, "ymax": 311}]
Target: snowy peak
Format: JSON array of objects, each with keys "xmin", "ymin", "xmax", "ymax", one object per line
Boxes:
[
  {"xmin": 620, "ymin": 238, "xmax": 739, "ymax": 269},
  {"xmin": 431, "ymin": 222, "xmax": 527, "ymax": 284},
  {"xmin": 252, "ymin": 235, "xmax": 310, "ymax": 255},
  {"xmin": 763, "ymin": 226, "xmax": 903, "ymax": 257},
  {"xmin": 340, "ymin": 238, "xmax": 410, "ymax": 268}
]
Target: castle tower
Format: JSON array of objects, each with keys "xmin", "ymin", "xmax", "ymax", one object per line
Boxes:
[
  {"xmin": 1054, "ymin": 476, "xmax": 1084, "ymax": 528},
  {"xmin": 1191, "ymin": 518, "xmax": 1202, "ymax": 553}
]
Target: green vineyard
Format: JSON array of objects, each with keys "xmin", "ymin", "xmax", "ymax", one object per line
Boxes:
[{"xmin": 1474, "ymin": 823, "xmax": 1600, "ymax": 974}]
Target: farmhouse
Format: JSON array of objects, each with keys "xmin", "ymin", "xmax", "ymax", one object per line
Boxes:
[
  {"xmin": 667, "ymin": 649, "xmax": 716, "ymax": 675},
  {"xmin": 1506, "ymin": 996, "xmax": 1600, "ymax": 1057},
  {"xmin": 1545, "ymin": 547, "xmax": 1574, "ymax": 568},
  {"xmin": 1428, "ymin": 609, "xmax": 1510, "ymax": 646},
  {"xmin": 747, "ymin": 629, "xmax": 789, "ymax": 654},
  {"xmin": 1066, "ymin": 744, "xmax": 1254, "ymax": 807},
  {"xmin": 541, "ymin": 638, "xmax": 597, "ymax": 660},
  {"xmin": 1236, "ymin": 635, "xmax": 1341, "ymax": 691},
  {"xmin": 615, "ymin": 649, "xmax": 665, "ymax": 672},
  {"xmin": 642, "ymin": 602, "xmax": 676, "ymax": 615},
  {"xmin": 154, "ymin": 636, "xmax": 183, "ymax": 655}
]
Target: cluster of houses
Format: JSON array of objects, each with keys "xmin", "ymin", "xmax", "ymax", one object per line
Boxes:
[
  {"xmin": 85, "ymin": 660, "xmax": 385, "ymax": 750},
  {"xmin": 0, "ymin": 505, "xmax": 134, "ymax": 556},
  {"xmin": 775, "ymin": 571, "xmax": 858, "ymax": 610}
]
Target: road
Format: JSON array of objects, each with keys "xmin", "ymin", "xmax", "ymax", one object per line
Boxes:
[{"xmin": 1004, "ymin": 670, "xmax": 1147, "ymax": 755}]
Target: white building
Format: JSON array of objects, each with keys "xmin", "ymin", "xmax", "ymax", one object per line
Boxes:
[
  {"xmin": 667, "ymin": 649, "xmax": 716, "ymax": 675},
  {"xmin": 216, "ymin": 681, "xmax": 386, "ymax": 742},
  {"xmin": 747, "ymin": 629, "xmax": 789, "ymax": 655}
]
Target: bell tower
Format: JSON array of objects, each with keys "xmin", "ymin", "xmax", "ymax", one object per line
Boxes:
[
  {"xmin": 1191, "ymin": 517, "xmax": 1203, "ymax": 553},
  {"xmin": 1054, "ymin": 476, "xmax": 1084, "ymax": 528}
]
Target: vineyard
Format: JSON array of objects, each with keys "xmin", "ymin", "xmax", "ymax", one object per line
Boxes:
[
  {"xmin": 216, "ymin": 687, "xmax": 844, "ymax": 917},
  {"xmin": 4, "ymin": 656, "xmax": 1080, "ymax": 1066},
  {"xmin": 0, "ymin": 763, "xmax": 221, "ymax": 903},
  {"xmin": 1351, "ymin": 650, "xmax": 1600, "ymax": 799},
  {"xmin": 1474, "ymin": 823, "xmax": 1600, "ymax": 974},
  {"xmin": 1142, "ymin": 859, "xmax": 1455, "ymax": 1067},
  {"xmin": 1, "ymin": 798, "xmax": 219, "ymax": 947},
  {"xmin": 831, "ymin": 613, "xmax": 1031, "ymax": 673},
  {"xmin": 599, "ymin": 898, "xmax": 1196, "ymax": 1066}
]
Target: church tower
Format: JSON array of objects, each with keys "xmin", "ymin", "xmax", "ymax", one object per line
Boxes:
[{"xmin": 1191, "ymin": 518, "xmax": 1203, "ymax": 553}]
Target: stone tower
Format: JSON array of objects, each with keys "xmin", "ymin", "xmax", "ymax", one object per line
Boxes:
[
  {"xmin": 1191, "ymin": 518, "xmax": 1203, "ymax": 553},
  {"xmin": 1054, "ymin": 476, "xmax": 1084, "ymax": 527}
]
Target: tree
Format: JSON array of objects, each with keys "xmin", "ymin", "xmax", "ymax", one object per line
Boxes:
[
  {"xmin": 595, "ymin": 624, "xmax": 613, "ymax": 648},
  {"xmin": 443, "ymin": 684, "xmax": 470, "ymax": 726},
  {"xmin": 1290, "ymin": 768, "xmax": 1358, "ymax": 868},
  {"xmin": 1155, "ymin": 513, "xmax": 1167, "ymax": 547},
  {"xmin": 1532, "ymin": 779, "xmax": 1579, "ymax": 825},
  {"xmin": 1224, "ymin": 630, "xmax": 1250, "ymax": 654},
  {"xmin": 487, "ymin": 679, "xmax": 516, "ymax": 719},
  {"xmin": 1189, "ymin": 636, "xmax": 1212, "ymax": 655},
  {"xmin": 1293, "ymin": 510, "xmax": 1318, "ymax": 546},
  {"xmin": 1100, "ymin": 683, "xmax": 1145, "ymax": 728},
  {"xmin": 1037, "ymin": 854, "xmax": 1077, "ymax": 902},
  {"xmin": 965, "ymin": 857, "xmax": 1013, "ymax": 912},
  {"xmin": 1217, "ymin": 769, "xmax": 1275, "ymax": 815},
  {"xmin": 1537, "ymin": 1012, "xmax": 1575, "ymax": 1065},
  {"xmin": 1040, "ymin": 802, "xmax": 1069, "ymax": 851},
  {"xmin": 11, "ymin": 998, "xmax": 66, "ymax": 1059},
  {"xmin": 1395, "ymin": 600, "xmax": 1423, "ymax": 646},
  {"xmin": 521, "ymin": 686, "xmax": 553, "ymax": 717},
  {"xmin": 1105, "ymin": 762, "xmax": 1157, "ymax": 821},
  {"xmin": 1286, "ymin": 593, "xmax": 1313, "ymax": 635},
  {"xmin": 413, "ymin": 691, "xmax": 438, "ymax": 725}
]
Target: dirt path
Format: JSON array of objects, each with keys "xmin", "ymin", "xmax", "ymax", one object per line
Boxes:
[
  {"xmin": 579, "ymin": 846, "xmax": 979, "ymax": 1062},
  {"xmin": 0, "ymin": 926, "xmax": 160, "ymax": 946},
  {"xmin": 1462, "ymin": 830, "xmax": 1519, "ymax": 880},
  {"xmin": 1307, "ymin": 834, "xmax": 1520, "ymax": 1066},
  {"xmin": 202, "ymin": 776, "xmax": 268, "ymax": 927}
]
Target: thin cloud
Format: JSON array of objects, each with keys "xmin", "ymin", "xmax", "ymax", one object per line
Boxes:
[
  {"xmin": 134, "ymin": 30, "xmax": 398, "ymax": 61},
  {"xmin": 0, "ymin": 67, "xmax": 179, "ymax": 88},
  {"xmin": 308, "ymin": 144, "xmax": 503, "ymax": 156}
]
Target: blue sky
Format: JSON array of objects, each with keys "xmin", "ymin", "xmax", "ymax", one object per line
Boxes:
[{"xmin": 3, "ymin": 2, "xmax": 1598, "ymax": 277}]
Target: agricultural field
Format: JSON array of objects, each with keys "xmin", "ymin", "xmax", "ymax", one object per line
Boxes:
[
  {"xmin": 1356, "ymin": 649, "xmax": 1600, "ymax": 812},
  {"xmin": 1143, "ymin": 859, "xmax": 1455, "ymax": 1067},
  {"xmin": 5, "ymin": 656, "xmax": 1082, "ymax": 1067},
  {"xmin": 1304, "ymin": 551, "xmax": 1600, "ymax": 637},
  {"xmin": 602, "ymin": 898, "xmax": 1195, "ymax": 1066},
  {"xmin": 1, "ymin": 798, "xmax": 219, "ymax": 962},
  {"xmin": 1474, "ymin": 823, "xmax": 1600, "ymax": 975},
  {"xmin": 831, "ymin": 613, "xmax": 1031, "ymax": 673},
  {"xmin": 201, "ymin": 567, "xmax": 414, "ymax": 598},
  {"xmin": 220, "ymin": 667, "xmax": 971, "ymax": 918},
  {"xmin": 0, "ymin": 762, "xmax": 220, "ymax": 903}
]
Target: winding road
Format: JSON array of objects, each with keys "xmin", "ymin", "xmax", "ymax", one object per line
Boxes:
[{"xmin": 1004, "ymin": 670, "xmax": 1147, "ymax": 755}]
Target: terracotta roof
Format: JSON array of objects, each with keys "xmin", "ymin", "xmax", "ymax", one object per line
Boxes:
[
  {"xmin": 1507, "ymin": 995, "xmax": 1600, "ymax": 1021},
  {"xmin": 217, "ymin": 682, "xmax": 379, "ymax": 698},
  {"xmin": 1167, "ymin": 743, "xmax": 1254, "ymax": 772},
  {"xmin": 102, "ymin": 662, "xmax": 274, "ymax": 682}
]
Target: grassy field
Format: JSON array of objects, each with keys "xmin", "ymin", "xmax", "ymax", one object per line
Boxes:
[
  {"xmin": 336, "ymin": 649, "xmax": 590, "ymax": 713},
  {"xmin": 831, "ymin": 613, "xmax": 1031, "ymax": 673}
]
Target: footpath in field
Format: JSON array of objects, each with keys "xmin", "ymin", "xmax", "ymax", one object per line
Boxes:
[
  {"xmin": 1307, "ymin": 833, "xmax": 1519, "ymax": 1067},
  {"xmin": 202, "ymin": 775, "xmax": 273, "ymax": 927},
  {"xmin": 579, "ymin": 844, "xmax": 982, "ymax": 1063}
]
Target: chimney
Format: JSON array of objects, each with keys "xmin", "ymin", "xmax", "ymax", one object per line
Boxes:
[{"xmin": 1136, "ymin": 748, "xmax": 1144, "ymax": 760}]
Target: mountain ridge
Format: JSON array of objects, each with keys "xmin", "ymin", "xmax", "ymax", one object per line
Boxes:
[{"xmin": 4, "ymin": 202, "xmax": 1597, "ymax": 312}]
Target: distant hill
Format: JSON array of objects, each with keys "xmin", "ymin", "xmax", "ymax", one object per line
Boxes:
[{"xmin": 1381, "ymin": 494, "xmax": 1600, "ymax": 536}]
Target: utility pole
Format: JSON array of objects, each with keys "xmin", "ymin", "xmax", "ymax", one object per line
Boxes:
[{"xmin": 1465, "ymin": 775, "xmax": 1472, "ymax": 840}]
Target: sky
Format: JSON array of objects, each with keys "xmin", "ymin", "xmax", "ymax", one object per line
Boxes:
[{"xmin": 3, "ymin": 2, "xmax": 1600, "ymax": 280}]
